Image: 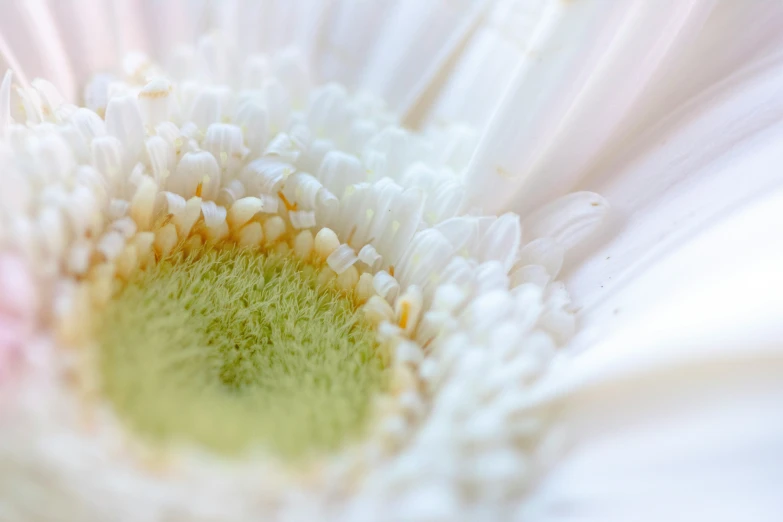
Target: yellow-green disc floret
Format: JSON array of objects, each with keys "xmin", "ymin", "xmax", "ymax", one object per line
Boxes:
[{"xmin": 97, "ymin": 246, "xmax": 385, "ymax": 460}]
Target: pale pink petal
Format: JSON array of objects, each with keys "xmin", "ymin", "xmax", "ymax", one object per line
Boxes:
[
  {"xmin": 0, "ymin": 254, "xmax": 39, "ymax": 380},
  {"xmin": 0, "ymin": 254, "xmax": 39, "ymax": 322},
  {"xmin": 0, "ymin": 0, "xmax": 76, "ymax": 100}
]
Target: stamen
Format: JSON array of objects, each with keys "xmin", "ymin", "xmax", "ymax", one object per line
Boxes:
[
  {"xmin": 346, "ymin": 225, "xmax": 357, "ymax": 246},
  {"xmin": 399, "ymin": 301, "xmax": 410, "ymax": 330},
  {"xmin": 277, "ymin": 190, "xmax": 298, "ymax": 211}
]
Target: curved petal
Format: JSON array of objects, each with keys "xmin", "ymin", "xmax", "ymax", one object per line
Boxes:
[
  {"xmin": 202, "ymin": 0, "xmax": 331, "ymax": 60},
  {"xmin": 523, "ymin": 144, "xmax": 783, "ymax": 522},
  {"xmin": 546, "ymin": 181, "xmax": 783, "ymax": 395},
  {"xmin": 591, "ymin": 0, "xmax": 783, "ymax": 172},
  {"xmin": 355, "ymin": 0, "xmax": 490, "ymax": 120},
  {"xmin": 0, "ymin": 0, "xmax": 77, "ymax": 100},
  {"xmin": 526, "ymin": 359, "xmax": 783, "ymax": 521},
  {"xmin": 421, "ymin": 0, "xmax": 553, "ymax": 132},
  {"xmin": 563, "ymin": 50, "xmax": 783, "ymax": 321},
  {"xmin": 313, "ymin": 0, "xmax": 398, "ymax": 88},
  {"xmin": 462, "ymin": 0, "xmax": 716, "ymax": 215},
  {"xmin": 44, "ymin": 0, "xmax": 120, "ymax": 86}
]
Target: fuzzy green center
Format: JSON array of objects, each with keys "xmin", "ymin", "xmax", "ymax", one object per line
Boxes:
[{"xmin": 96, "ymin": 246, "xmax": 384, "ymax": 460}]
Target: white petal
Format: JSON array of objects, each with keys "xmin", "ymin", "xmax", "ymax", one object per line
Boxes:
[
  {"xmin": 138, "ymin": 77, "xmax": 173, "ymax": 128},
  {"xmin": 398, "ymin": 228, "xmax": 455, "ymax": 293},
  {"xmin": 144, "ymin": 135, "xmax": 174, "ymax": 186},
  {"xmin": 373, "ymin": 270, "xmax": 400, "ymax": 304},
  {"xmin": 242, "ymin": 157, "xmax": 293, "ymax": 195},
  {"xmin": 203, "ymin": 123, "xmax": 244, "ymax": 171},
  {"xmin": 233, "ymin": 100, "xmax": 268, "ymax": 156},
  {"xmin": 518, "ymin": 238, "xmax": 565, "ymax": 280},
  {"xmin": 326, "ymin": 243, "xmax": 358, "ymax": 275},
  {"xmin": 227, "ymin": 197, "xmax": 266, "ymax": 230},
  {"xmin": 273, "ymin": 49, "xmax": 311, "ymax": 109},
  {"xmin": 263, "ymin": 78, "xmax": 291, "ymax": 134},
  {"xmin": 424, "ymin": 0, "xmax": 548, "ymax": 132},
  {"xmin": 434, "ymin": 216, "xmax": 479, "ymax": 256},
  {"xmin": 91, "ymin": 136, "xmax": 124, "ymax": 192},
  {"xmin": 356, "ymin": 0, "xmax": 491, "ymax": 120},
  {"xmin": 46, "ymin": 0, "xmax": 119, "ymax": 86},
  {"xmin": 475, "ymin": 261, "xmax": 510, "ymax": 295},
  {"xmin": 314, "ymin": 0, "xmax": 395, "ymax": 87},
  {"xmin": 0, "ymin": 1, "xmax": 77, "ymax": 100},
  {"xmin": 565, "ymin": 56, "xmax": 783, "ymax": 312},
  {"xmin": 170, "ymin": 150, "xmax": 220, "ymax": 200},
  {"xmin": 69, "ymin": 107, "xmax": 107, "ymax": 143},
  {"xmin": 529, "ymin": 182, "xmax": 783, "ymax": 522},
  {"xmin": 523, "ymin": 192, "xmax": 608, "ymax": 254},
  {"xmin": 104, "ymin": 95, "xmax": 145, "ymax": 165},
  {"xmin": 200, "ymin": 200, "xmax": 226, "ymax": 229},
  {"xmin": 189, "ymin": 86, "xmax": 233, "ymax": 129},
  {"xmin": 357, "ymin": 244, "xmax": 382, "ymax": 271},
  {"xmin": 289, "ymin": 210, "xmax": 316, "ymax": 230},
  {"xmin": 478, "ymin": 212, "xmax": 522, "ymax": 273},
  {"xmin": 462, "ymin": 0, "xmax": 716, "ymax": 215},
  {"xmin": 308, "ymin": 82, "xmax": 351, "ymax": 140},
  {"xmin": 317, "ymin": 150, "xmax": 365, "ymax": 197}
]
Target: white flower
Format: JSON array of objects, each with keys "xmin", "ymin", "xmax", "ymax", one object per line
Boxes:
[{"xmin": 0, "ymin": 1, "xmax": 781, "ymax": 521}]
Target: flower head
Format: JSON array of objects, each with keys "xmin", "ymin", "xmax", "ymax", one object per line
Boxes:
[
  {"xmin": 0, "ymin": 9, "xmax": 614, "ymax": 517},
  {"xmin": 2, "ymin": 1, "xmax": 782, "ymax": 521}
]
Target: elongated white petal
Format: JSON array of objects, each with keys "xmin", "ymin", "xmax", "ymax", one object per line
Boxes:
[
  {"xmin": 318, "ymin": 150, "xmax": 365, "ymax": 197},
  {"xmin": 518, "ymin": 238, "xmax": 564, "ymax": 280},
  {"xmin": 234, "ymin": 100, "xmax": 268, "ymax": 156},
  {"xmin": 527, "ymin": 173, "xmax": 783, "ymax": 522},
  {"xmin": 435, "ymin": 217, "xmax": 479, "ymax": 256},
  {"xmin": 170, "ymin": 150, "xmax": 220, "ymax": 200},
  {"xmin": 45, "ymin": 0, "xmax": 119, "ymax": 85},
  {"xmin": 425, "ymin": 0, "xmax": 549, "ymax": 132},
  {"xmin": 203, "ymin": 123, "xmax": 243, "ymax": 167},
  {"xmin": 189, "ymin": 86, "xmax": 233, "ymax": 129},
  {"xmin": 523, "ymin": 192, "xmax": 608, "ymax": 253},
  {"xmin": 591, "ymin": 1, "xmax": 783, "ymax": 178},
  {"xmin": 463, "ymin": 0, "xmax": 716, "ymax": 215},
  {"xmin": 356, "ymin": 0, "xmax": 491, "ymax": 120},
  {"xmin": 138, "ymin": 77, "xmax": 173, "ymax": 128},
  {"xmin": 315, "ymin": 0, "xmax": 395, "ymax": 87},
  {"xmin": 105, "ymin": 95, "xmax": 145, "ymax": 165},
  {"xmin": 0, "ymin": 0, "xmax": 76, "ymax": 100},
  {"xmin": 565, "ymin": 55, "xmax": 783, "ymax": 312},
  {"xmin": 477, "ymin": 212, "xmax": 522, "ymax": 272},
  {"xmin": 528, "ymin": 368, "xmax": 783, "ymax": 522}
]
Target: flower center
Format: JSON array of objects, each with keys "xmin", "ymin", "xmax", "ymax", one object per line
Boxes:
[{"xmin": 96, "ymin": 245, "xmax": 384, "ymax": 459}]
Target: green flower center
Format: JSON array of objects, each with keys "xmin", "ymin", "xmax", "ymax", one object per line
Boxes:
[{"xmin": 96, "ymin": 246, "xmax": 385, "ymax": 460}]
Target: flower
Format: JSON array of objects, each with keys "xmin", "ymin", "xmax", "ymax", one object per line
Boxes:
[{"xmin": 1, "ymin": 1, "xmax": 781, "ymax": 521}]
